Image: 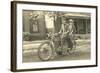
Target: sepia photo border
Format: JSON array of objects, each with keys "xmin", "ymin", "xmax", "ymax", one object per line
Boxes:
[{"xmin": 11, "ymin": 1, "xmax": 98, "ymax": 72}]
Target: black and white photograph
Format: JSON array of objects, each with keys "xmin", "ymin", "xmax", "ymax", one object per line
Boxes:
[
  {"xmin": 22, "ymin": 10, "xmax": 91, "ymax": 62},
  {"xmin": 11, "ymin": 1, "xmax": 97, "ymax": 71}
]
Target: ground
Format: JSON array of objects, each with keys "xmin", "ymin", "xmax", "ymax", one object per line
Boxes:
[{"xmin": 22, "ymin": 39, "xmax": 90, "ymax": 63}]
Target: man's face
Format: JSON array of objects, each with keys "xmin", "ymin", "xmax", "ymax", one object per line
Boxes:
[{"xmin": 62, "ymin": 20, "xmax": 66, "ymax": 24}]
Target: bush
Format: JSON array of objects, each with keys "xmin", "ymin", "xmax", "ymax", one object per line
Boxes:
[
  {"xmin": 75, "ymin": 34, "xmax": 90, "ymax": 40},
  {"xmin": 23, "ymin": 32, "xmax": 30, "ymax": 41}
]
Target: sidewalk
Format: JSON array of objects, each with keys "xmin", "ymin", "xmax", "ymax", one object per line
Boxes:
[
  {"xmin": 23, "ymin": 40, "xmax": 47, "ymax": 50},
  {"xmin": 23, "ymin": 40, "xmax": 45, "ymax": 45},
  {"xmin": 23, "ymin": 39, "xmax": 90, "ymax": 53}
]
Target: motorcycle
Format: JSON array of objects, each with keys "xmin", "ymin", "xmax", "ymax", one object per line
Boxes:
[{"xmin": 38, "ymin": 32, "xmax": 76, "ymax": 61}]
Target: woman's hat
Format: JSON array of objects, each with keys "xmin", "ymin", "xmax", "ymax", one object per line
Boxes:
[{"xmin": 69, "ymin": 19, "xmax": 74, "ymax": 22}]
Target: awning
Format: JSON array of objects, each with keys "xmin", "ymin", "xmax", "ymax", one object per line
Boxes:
[{"xmin": 64, "ymin": 13, "xmax": 90, "ymax": 19}]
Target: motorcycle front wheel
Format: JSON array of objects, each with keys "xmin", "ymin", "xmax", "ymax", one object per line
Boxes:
[{"xmin": 38, "ymin": 41, "xmax": 53, "ymax": 61}]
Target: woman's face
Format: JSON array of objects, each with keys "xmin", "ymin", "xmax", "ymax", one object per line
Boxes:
[{"xmin": 69, "ymin": 21, "xmax": 73, "ymax": 24}]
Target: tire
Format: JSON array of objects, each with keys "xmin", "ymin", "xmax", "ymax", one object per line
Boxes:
[
  {"xmin": 61, "ymin": 41, "xmax": 68, "ymax": 56},
  {"xmin": 38, "ymin": 41, "xmax": 53, "ymax": 61}
]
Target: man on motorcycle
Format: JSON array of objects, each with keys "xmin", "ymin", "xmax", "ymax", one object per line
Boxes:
[{"xmin": 59, "ymin": 17, "xmax": 76, "ymax": 54}]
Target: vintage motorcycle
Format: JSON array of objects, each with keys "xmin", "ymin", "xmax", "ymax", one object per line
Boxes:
[{"xmin": 38, "ymin": 32, "xmax": 76, "ymax": 61}]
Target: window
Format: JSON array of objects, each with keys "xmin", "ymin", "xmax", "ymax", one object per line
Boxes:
[
  {"xmin": 32, "ymin": 23, "xmax": 38, "ymax": 32},
  {"xmin": 30, "ymin": 17, "xmax": 39, "ymax": 33}
]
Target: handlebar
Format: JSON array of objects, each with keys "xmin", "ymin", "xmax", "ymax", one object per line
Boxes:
[{"xmin": 47, "ymin": 32, "xmax": 60, "ymax": 37}]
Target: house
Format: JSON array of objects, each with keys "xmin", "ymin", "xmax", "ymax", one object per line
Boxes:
[
  {"xmin": 23, "ymin": 11, "xmax": 90, "ymax": 41},
  {"xmin": 64, "ymin": 12, "xmax": 91, "ymax": 34},
  {"xmin": 23, "ymin": 10, "xmax": 47, "ymax": 40}
]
